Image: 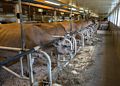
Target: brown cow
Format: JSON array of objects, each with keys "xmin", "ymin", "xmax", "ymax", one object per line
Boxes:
[{"xmin": 0, "ymin": 23, "xmax": 66, "ymax": 60}]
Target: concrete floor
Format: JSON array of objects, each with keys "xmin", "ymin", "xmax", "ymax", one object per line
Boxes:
[{"xmin": 85, "ymin": 31, "xmax": 120, "ymax": 86}]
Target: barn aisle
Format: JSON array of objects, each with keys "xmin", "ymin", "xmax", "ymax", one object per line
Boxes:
[{"xmin": 85, "ymin": 31, "xmax": 120, "ymax": 86}]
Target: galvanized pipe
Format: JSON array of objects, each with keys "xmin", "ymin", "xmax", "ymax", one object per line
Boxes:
[
  {"xmin": 52, "ymin": 35, "xmax": 73, "ymax": 50},
  {"xmin": 71, "ymin": 36, "xmax": 77, "ymax": 55},
  {"xmin": 2, "ymin": 66, "xmax": 29, "ymax": 80},
  {"xmin": 78, "ymin": 32, "xmax": 85, "ymax": 48},
  {"xmin": 18, "ymin": 0, "xmax": 26, "ymax": 50},
  {"xmin": 65, "ymin": 35, "xmax": 77, "ymax": 55},
  {"xmin": 27, "ymin": 54, "xmax": 34, "ymax": 86},
  {"xmin": 64, "ymin": 38, "xmax": 73, "ymax": 50},
  {"xmin": 0, "ymin": 46, "xmax": 27, "ymax": 51},
  {"xmin": 20, "ymin": 55, "xmax": 24, "ymax": 77},
  {"xmin": 38, "ymin": 50, "xmax": 52, "ymax": 86}
]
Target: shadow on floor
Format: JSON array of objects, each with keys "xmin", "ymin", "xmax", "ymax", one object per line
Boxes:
[{"xmin": 86, "ymin": 31, "xmax": 120, "ymax": 86}]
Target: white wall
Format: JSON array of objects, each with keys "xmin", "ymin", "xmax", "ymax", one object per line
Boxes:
[{"xmin": 109, "ymin": 5, "xmax": 120, "ymax": 26}]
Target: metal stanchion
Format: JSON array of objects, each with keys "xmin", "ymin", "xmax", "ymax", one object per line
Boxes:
[{"xmin": 39, "ymin": 50, "xmax": 52, "ymax": 86}]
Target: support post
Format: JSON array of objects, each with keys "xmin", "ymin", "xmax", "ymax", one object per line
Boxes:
[
  {"xmin": 39, "ymin": 51, "xmax": 52, "ymax": 86},
  {"xmin": 18, "ymin": 0, "xmax": 26, "ymax": 50},
  {"xmin": 27, "ymin": 54, "xmax": 34, "ymax": 86},
  {"xmin": 54, "ymin": 9, "xmax": 57, "ymax": 22}
]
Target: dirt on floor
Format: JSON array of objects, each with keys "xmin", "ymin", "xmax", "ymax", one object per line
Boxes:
[
  {"xmin": 54, "ymin": 45, "xmax": 96, "ymax": 86},
  {"xmin": 0, "ymin": 36, "xmax": 101, "ymax": 86}
]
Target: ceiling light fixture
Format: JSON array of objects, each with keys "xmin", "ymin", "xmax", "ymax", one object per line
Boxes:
[
  {"xmin": 79, "ymin": 10, "xmax": 84, "ymax": 13},
  {"xmin": 80, "ymin": 7, "xmax": 84, "ymax": 10},
  {"xmin": 71, "ymin": 8, "xmax": 76, "ymax": 11},
  {"xmin": 45, "ymin": 0, "xmax": 60, "ymax": 6},
  {"xmin": 69, "ymin": 8, "xmax": 77, "ymax": 11},
  {"xmin": 90, "ymin": 12, "xmax": 99, "ymax": 17}
]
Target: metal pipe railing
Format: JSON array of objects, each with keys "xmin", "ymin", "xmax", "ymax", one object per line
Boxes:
[
  {"xmin": 78, "ymin": 32, "xmax": 85, "ymax": 48},
  {"xmin": 52, "ymin": 35, "xmax": 73, "ymax": 50},
  {"xmin": 0, "ymin": 46, "xmax": 28, "ymax": 51},
  {"xmin": 71, "ymin": 36, "xmax": 77, "ymax": 55},
  {"xmin": 0, "ymin": 46, "xmax": 52, "ymax": 86},
  {"xmin": 39, "ymin": 50, "xmax": 52, "ymax": 86},
  {"xmin": 0, "ymin": 46, "xmax": 40, "ymax": 66},
  {"xmin": 1, "ymin": 66, "xmax": 29, "ymax": 80},
  {"xmin": 27, "ymin": 53, "xmax": 34, "ymax": 86},
  {"xmin": 64, "ymin": 34, "xmax": 77, "ymax": 55}
]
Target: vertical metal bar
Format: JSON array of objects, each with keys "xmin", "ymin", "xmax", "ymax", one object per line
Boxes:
[
  {"xmin": 54, "ymin": 9, "xmax": 57, "ymax": 22},
  {"xmin": 81, "ymin": 33, "xmax": 85, "ymax": 48},
  {"xmin": 65, "ymin": 35, "xmax": 76, "ymax": 54},
  {"xmin": 57, "ymin": 54, "xmax": 61, "ymax": 69},
  {"xmin": 27, "ymin": 54, "xmax": 34, "ymax": 86},
  {"xmin": 72, "ymin": 36, "xmax": 75, "ymax": 50},
  {"xmin": 39, "ymin": 51, "xmax": 52, "ymax": 86},
  {"xmin": 69, "ymin": 0, "xmax": 73, "ymax": 34},
  {"xmin": 78, "ymin": 15, "xmax": 80, "ymax": 21},
  {"xmin": 70, "ymin": 7, "xmax": 73, "ymax": 34},
  {"xmin": 20, "ymin": 56, "xmax": 24, "ymax": 77},
  {"xmin": 64, "ymin": 38, "xmax": 73, "ymax": 50},
  {"xmin": 19, "ymin": 51, "xmax": 24, "ymax": 77},
  {"xmin": 18, "ymin": 0, "xmax": 26, "ymax": 50},
  {"xmin": 28, "ymin": 1, "xmax": 31, "ymax": 21},
  {"xmin": 78, "ymin": 32, "xmax": 85, "ymax": 48},
  {"xmin": 72, "ymin": 36, "xmax": 77, "ymax": 55}
]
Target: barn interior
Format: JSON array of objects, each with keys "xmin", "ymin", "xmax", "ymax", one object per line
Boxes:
[{"xmin": 0, "ymin": 0, "xmax": 120, "ymax": 86}]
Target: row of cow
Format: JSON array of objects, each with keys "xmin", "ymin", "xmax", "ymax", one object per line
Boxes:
[{"xmin": 0, "ymin": 20, "xmax": 99, "ymax": 86}]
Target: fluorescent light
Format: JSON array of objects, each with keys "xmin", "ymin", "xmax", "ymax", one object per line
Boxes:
[
  {"xmin": 69, "ymin": 8, "xmax": 77, "ymax": 11},
  {"xmin": 61, "ymin": 12, "xmax": 64, "ymax": 15},
  {"xmin": 79, "ymin": 10, "xmax": 84, "ymax": 13},
  {"xmin": 80, "ymin": 7, "xmax": 84, "ymax": 10},
  {"xmin": 45, "ymin": 0, "xmax": 60, "ymax": 6},
  {"xmin": 38, "ymin": 9, "xmax": 43, "ymax": 12},
  {"xmin": 71, "ymin": 8, "xmax": 76, "ymax": 11}
]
